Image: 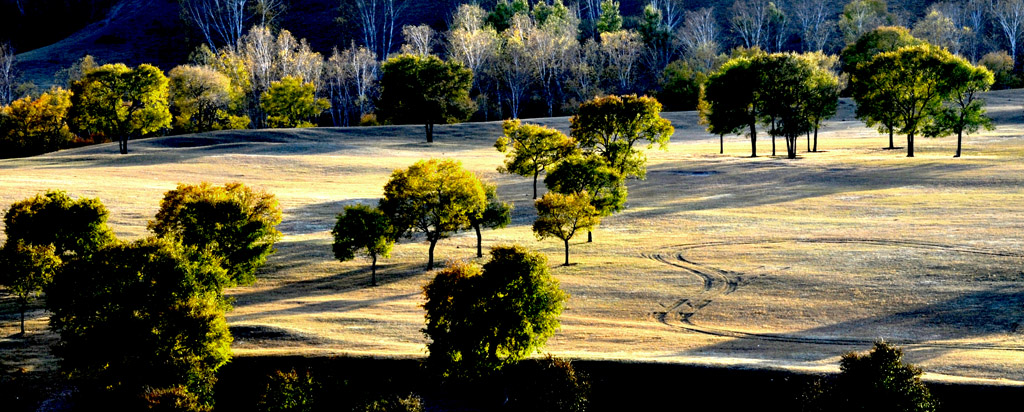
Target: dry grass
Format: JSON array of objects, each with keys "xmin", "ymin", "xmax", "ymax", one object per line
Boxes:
[{"xmin": 2, "ymin": 92, "xmax": 1023, "ymax": 386}]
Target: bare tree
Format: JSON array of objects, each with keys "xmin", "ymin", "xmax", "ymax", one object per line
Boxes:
[
  {"xmin": 731, "ymin": 0, "xmax": 771, "ymax": 49},
  {"xmin": 965, "ymin": 0, "xmax": 988, "ymax": 61},
  {"xmin": 492, "ymin": 14, "xmax": 534, "ymax": 118},
  {"xmin": 565, "ymin": 38, "xmax": 604, "ymax": 109},
  {"xmin": 400, "ymin": 24, "xmax": 437, "ymax": 56},
  {"xmin": 767, "ymin": 1, "xmax": 789, "ymax": 52},
  {"xmin": 839, "ymin": 0, "xmax": 895, "ymax": 44},
  {"xmin": 677, "ymin": 8, "xmax": 720, "ymax": 73},
  {"xmin": 251, "ymin": 0, "xmax": 286, "ymax": 27},
  {"xmin": 0, "ymin": 42, "xmax": 15, "ymax": 106},
  {"xmin": 528, "ymin": 13, "xmax": 577, "ymax": 117},
  {"xmin": 792, "ymin": 0, "xmax": 836, "ymax": 52},
  {"xmin": 649, "ymin": 0, "xmax": 684, "ymax": 31},
  {"xmin": 601, "ymin": 30, "xmax": 643, "ymax": 94},
  {"xmin": 180, "ymin": 0, "xmax": 250, "ymax": 53},
  {"xmin": 580, "ymin": 0, "xmax": 602, "ymax": 21},
  {"xmin": 447, "ymin": 4, "xmax": 499, "ymax": 92},
  {"xmin": 992, "ymin": 0, "xmax": 1024, "ymax": 63},
  {"xmin": 913, "ymin": 6, "xmax": 968, "ymax": 56},
  {"xmin": 351, "ymin": 0, "xmax": 410, "ymax": 59},
  {"xmin": 326, "ymin": 43, "xmax": 378, "ymax": 125},
  {"xmin": 231, "ymin": 26, "xmax": 324, "ymax": 127}
]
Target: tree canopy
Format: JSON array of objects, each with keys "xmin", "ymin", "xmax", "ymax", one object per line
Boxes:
[
  {"xmin": 68, "ymin": 63, "xmax": 171, "ymax": 154},
  {"xmin": 377, "ymin": 54, "xmax": 474, "ymax": 143},
  {"xmin": 380, "ymin": 159, "xmax": 487, "ymax": 270},
  {"xmin": 149, "ymin": 182, "xmax": 283, "ymax": 286},
  {"xmin": 423, "ymin": 245, "xmax": 566, "ymax": 380},
  {"xmin": 168, "ymin": 64, "xmax": 249, "ymax": 133},
  {"xmin": 0, "ymin": 87, "xmax": 75, "ymax": 158},
  {"xmin": 468, "ymin": 183, "xmax": 513, "ymax": 258},
  {"xmin": 2, "ymin": 190, "xmax": 114, "ymax": 257},
  {"xmin": 924, "ymin": 56, "xmax": 995, "ymax": 158},
  {"xmin": 570, "ymin": 94, "xmax": 673, "ymax": 179},
  {"xmin": 701, "ymin": 56, "xmax": 761, "ymax": 156},
  {"xmin": 495, "ymin": 119, "xmax": 578, "ymax": 199},
  {"xmin": 332, "ymin": 204, "xmax": 395, "ymax": 286},
  {"xmin": 261, "ymin": 76, "xmax": 330, "ymax": 128}
]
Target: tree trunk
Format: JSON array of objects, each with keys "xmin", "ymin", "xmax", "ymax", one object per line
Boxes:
[
  {"xmin": 427, "ymin": 238, "xmax": 437, "ymax": 270},
  {"xmin": 19, "ymin": 301, "xmax": 25, "ymax": 335},
  {"xmin": 563, "ymin": 239, "xmax": 570, "ymax": 266},
  {"xmin": 788, "ymin": 136, "xmax": 797, "ymax": 159},
  {"xmin": 749, "ymin": 120, "xmax": 757, "ymax": 157},
  {"xmin": 813, "ymin": 125, "xmax": 819, "ymax": 152},
  {"xmin": 888, "ymin": 127, "xmax": 895, "ymax": 149},
  {"xmin": 120, "ymin": 137, "xmax": 128, "ymax": 154},
  {"xmin": 720, "ymin": 134, "xmax": 724, "ymax": 154},
  {"xmin": 371, "ymin": 254, "xmax": 378, "ymax": 286},
  {"xmin": 475, "ymin": 225, "xmax": 483, "ymax": 258},
  {"xmin": 533, "ymin": 169, "xmax": 539, "ymax": 199},
  {"xmin": 771, "ymin": 134, "xmax": 776, "ymax": 156},
  {"xmin": 955, "ymin": 130, "xmax": 963, "ymax": 158},
  {"xmin": 806, "ymin": 130, "xmax": 810, "ymax": 152},
  {"xmin": 907, "ymin": 133, "xmax": 915, "ymax": 157},
  {"xmin": 588, "ymin": 230, "xmax": 592, "ymax": 243},
  {"xmin": 425, "ymin": 123, "xmax": 434, "ymax": 143}
]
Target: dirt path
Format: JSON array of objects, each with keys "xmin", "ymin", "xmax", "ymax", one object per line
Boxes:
[{"xmin": 643, "ymin": 238, "xmax": 1024, "ymax": 352}]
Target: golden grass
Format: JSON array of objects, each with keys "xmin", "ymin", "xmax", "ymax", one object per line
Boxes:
[{"xmin": 2, "ymin": 92, "xmax": 1023, "ymax": 385}]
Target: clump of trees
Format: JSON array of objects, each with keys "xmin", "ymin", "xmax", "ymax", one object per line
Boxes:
[
  {"xmin": 0, "ymin": 87, "xmax": 76, "ymax": 158},
  {"xmin": 0, "ymin": 184, "xmax": 282, "ymax": 409},
  {"xmin": 423, "ymin": 245, "xmax": 567, "ymax": 380},
  {"xmin": 803, "ymin": 341, "xmax": 938, "ymax": 412}
]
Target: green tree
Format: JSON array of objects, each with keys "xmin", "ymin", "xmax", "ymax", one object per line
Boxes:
[
  {"xmin": 495, "ymin": 119, "xmax": 579, "ymax": 199},
  {"xmin": 257, "ymin": 368, "xmax": 320, "ymax": 412},
  {"xmin": 486, "ymin": 0, "xmax": 529, "ymax": 32},
  {"xmin": 924, "ymin": 57, "xmax": 995, "ymax": 158},
  {"xmin": 168, "ymin": 64, "xmax": 250, "ymax": 133},
  {"xmin": 596, "ymin": 0, "xmax": 623, "ymax": 34},
  {"xmin": 841, "ymin": 26, "xmax": 924, "ymax": 79},
  {"xmin": 533, "ymin": 192, "xmax": 600, "ymax": 266},
  {"xmin": 978, "ymin": 51, "xmax": 1018, "ymax": 90},
  {"xmin": 2, "ymin": 190, "xmax": 114, "ymax": 257},
  {"xmin": 505, "ymin": 356, "xmax": 591, "ymax": 412},
  {"xmin": 700, "ymin": 56, "xmax": 761, "ymax": 155},
  {"xmin": 659, "ymin": 60, "xmax": 703, "ymax": 112},
  {"xmin": 332, "ymin": 204, "xmax": 395, "ymax": 286},
  {"xmin": 46, "ymin": 238, "xmax": 232, "ymax": 410},
  {"xmin": 0, "ymin": 242, "xmax": 60, "ymax": 334},
  {"xmin": 377, "ymin": 54, "xmax": 474, "ymax": 143},
  {"xmin": 468, "ymin": 183, "xmax": 512, "ymax": 258},
  {"xmin": 804, "ymin": 342, "xmax": 938, "ymax": 412},
  {"xmin": 0, "ymin": 87, "xmax": 75, "ymax": 158},
  {"xmin": 261, "ymin": 76, "xmax": 330, "ymax": 128},
  {"xmin": 544, "ymin": 154, "xmax": 625, "ymax": 243},
  {"xmin": 855, "ymin": 45, "xmax": 955, "ymax": 157},
  {"xmin": 423, "ymin": 245, "xmax": 567, "ymax": 379},
  {"xmin": 68, "ymin": 63, "xmax": 172, "ymax": 154},
  {"xmin": 380, "ymin": 159, "xmax": 486, "ymax": 270},
  {"xmin": 149, "ymin": 182, "xmax": 283, "ymax": 286},
  {"xmin": 803, "ymin": 52, "xmax": 842, "ymax": 153},
  {"xmin": 839, "ymin": 0, "xmax": 897, "ymax": 45},
  {"xmin": 570, "ymin": 94, "xmax": 673, "ymax": 179}
]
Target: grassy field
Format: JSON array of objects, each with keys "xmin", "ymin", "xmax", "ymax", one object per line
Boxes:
[{"xmin": 2, "ymin": 92, "xmax": 1023, "ymax": 387}]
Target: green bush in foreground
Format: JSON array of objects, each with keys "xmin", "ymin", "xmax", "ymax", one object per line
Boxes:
[{"xmin": 803, "ymin": 341, "xmax": 938, "ymax": 412}]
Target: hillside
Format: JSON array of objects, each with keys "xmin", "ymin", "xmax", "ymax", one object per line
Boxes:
[{"xmin": 2, "ymin": 91, "xmax": 1023, "ymax": 387}]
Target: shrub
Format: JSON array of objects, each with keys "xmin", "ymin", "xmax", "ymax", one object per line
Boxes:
[
  {"xmin": 257, "ymin": 368, "xmax": 319, "ymax": 412},
  {"xmin": 504, "ymin": 355, "xmax": 590, "ymax": 412},
  {"xmin": 356, "ymin": 394, "xmax": 423, "ymax": 412},
  {"xmin": 802, "ymin": 341, "xmax": 938, "ymax": 412}
]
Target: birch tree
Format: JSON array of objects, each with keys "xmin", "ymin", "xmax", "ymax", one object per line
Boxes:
[
  {"xmin": 400, "ymin": 24, "xmax": 437, "ymax": 56},
  {"xmin": 965, "ymin": 0, "xmax": 988, "ymax": 61},
  {"xmin": 0, "ymin": 42, "xmax": 15, "ymax": 106},
  {"xmin": 731, "ymin": 0, "xmax": 772, "ymax": 49},
  {"xmin": 992, "ymin": 0, "xmax": 1024, "ymax": 63},
  {"xmin": 528, "ymin": 9, "xmax": 577, "ymax": 117},
  {"xmin": 325, "ymin": 43, "xmax": 378, "ymax": 125},
  {"xmin": 677, "ymin": 7, "xmax": 721, "ymax": 73},
  {"xmin": 493, "ymin": 14, "xmax": 533, "ymax": 118},
  {"xmin": 839, "ymin": 0, "xmax": 896, "ymax": 45},
  {"xmin": 601, "ymin": 30, "xmax": 643, "ymax": 94},
  {"xmin": 792, "ymin": 0, "xmax": 837, "ymax": 52},
  {"xmin": 447, "ymin": 4, "xmax": 499, "ymax": 93},
  {"xmin": 351, "ymin": 0, "xmax": 410, "ymax": 59},
  {"xmin": 180, "ymin": 0, "xmax": 250, "ymax": 53}
]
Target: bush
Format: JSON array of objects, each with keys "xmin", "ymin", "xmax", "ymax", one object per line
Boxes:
[
  {"xmin": 359, "ymin": 113, "xmax": 380, "ymax": 126},
  {"xmin": 168, "ymin": 65, "xmax": 249, "ymax": 133},
  {"xmin": 504, "ymin": 355, "xmax": 590, "ymax": 412},
  {"xmin": 356, "ymin": 394, "xmax": 423, "ymax": 412},
  {"xmin": 802, "ymin": 341, "xmax": 938, "ymax": 412},
  {"xmin": 261, "ymin": 76, "xmax": 330, "ymax": 128},
  {"xmin": 257, "ymin": 368, "xmax": 319, "ymax": 412},
  {"xmin": 659, "ymin": 60, "xmax": 703, "ymax": 111},
  {"xmin": 978, "ymin": 51, "xmax": 1019, "ymax": 90}
]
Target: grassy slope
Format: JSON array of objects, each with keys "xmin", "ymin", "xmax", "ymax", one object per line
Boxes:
[{"xmin": 2, "ymin": 92, "xmax": 1023, "ymax": 386}]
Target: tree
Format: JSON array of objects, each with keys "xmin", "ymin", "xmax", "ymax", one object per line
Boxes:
[
  {"xmin": 676, "ymin": 7, "xmax": 721, "ymax": 74},
  {"xmin": 527, "ymin": 4, "xmax": 577, "ymax": 117},
  {"xmin": 332, "ymin": 204, "xmax": 395, "ymax": 286},
  {"xmin": 0, "ymin": 87, "xmax": 75, "ymax": 158},
  {"xmin": 325, "ymin": 43, "xmax": 379, "ymax": 126},
  {"xmin": 839, "ymin": 0, "xmax": 896, "ymax": 45},
  {"xmin": 0, "ymin": 243, "xmax": 59, "ymax": 334},
  {"xmin": 349, "ymin": 0, "xmax": 410, "ymax": 59},
  {"xmin": 2, "ymin": 190, "xmax": 115, "ymax": 257},
  {"xmin": 168, "ymin": 65, "xmax": 249, "ymax": 133},
  {"xmin": 857, "ymin": 45, "xmax": 958, "ymax": 157},
  {"xmin": 0, "ymin": 42, "xmax": 15, "ymax": 106},
  {"xmin": 533, "ymin": 192, "xmax": 601, "ymax": 266},
  {"xmin": 659, "ymin": 60, "xmax": 702, "ymax": 111},
  {"xmin": 423, "ymin": 245, "xmax": 567, "ymax": 379},
  {"xmin": 802, "ymin": 53, "xmax": 842, "ymax": 152},
  {"xmin": 379, "ymin": 159, "xmax": 486, "ymax": 270},
  {"xmin": 755, "ymin": 53, "xmax": 818, "ymax": 159},
  {"xmin": 149, "ymin": 182, "xmax": 283, "ymax": 286},
  {"xmin": 46, "ymin": 238, "xmax": 232, "ymax": 410},
  {"xmin": 912, "ymin": 9, "xmax": 967, "ymax": 56},
  {"xmin": 493, "ymin": 19, "xmax": 533, "ymax": 118},
  {"xmin": 924, "ymin": 57, "xmax": 995, "ymax": 158},
  {"xmin": 700, "ymin": 56, "xmax": 761, "ymax": 155},
  {"xmin": 980, "ymin": 51, "xmax": 1018, "ymax": 89},
  {"xmin": 600, "ymin": 30, "xmax": 643, "ymax": 94},
  {"xmin": 180, "ymin": 0, "xmax": 250, "ymax": 54},
  {"xmin": 731, "ymin": 0, "xmax": 771, "ymax": 50},
  {"xmin": 69, "ymin": 63, "xmax": 172, "ymax": 154},
  {"xmin": 447, "ymin": 4, "xmax": 499, "ymax": 94},
  {"xmin": 495, "ymin": 119, "xmax": 578, "ymax": 199},
  {"xmin": 377, "ymin": 54, "xmax": 474, "ymax": 143},
  {"xmin": 792, "ymin": 0, "xmax": 836, "ymax": 52},
  {"xmin": 400, "ymin": 24, "xmax": 436, "ymax": 56},
  {"xmin": 841, "ymin": 26, "xmax": 924, "ymax": 77},
  {"xmin": 803, "ymin": 342, "xmax": 938, "ymax": 412},
  {"xmin": 544, "ymin": 154, "xmax": 626, "ymax": 242},
  {"xmin": 261, "ymin": 76, "xmax": 330, "ymax": 128},
  {"xmin": 485, "ymin": 0, "xmax": 529, "ymax": 32},
  {"xmin": 992, "ymin": 0, "xmax": 1024, "ymax": 64},
  {"xmin": 596, "ymin": 0, "xmax": 623, "ymax": 34},
  {"xmin": 570, "ymin": 94, "xmax": 673, "ymax": 179},
  {"xmin": 468, "ymin": 183, "xmax": 512, "ymax": 258}
]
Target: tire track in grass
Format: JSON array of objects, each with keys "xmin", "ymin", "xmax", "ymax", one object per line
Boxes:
[{"xmin": 643, "ymin": 238, "xmax": 1024, "ymax": 352}]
